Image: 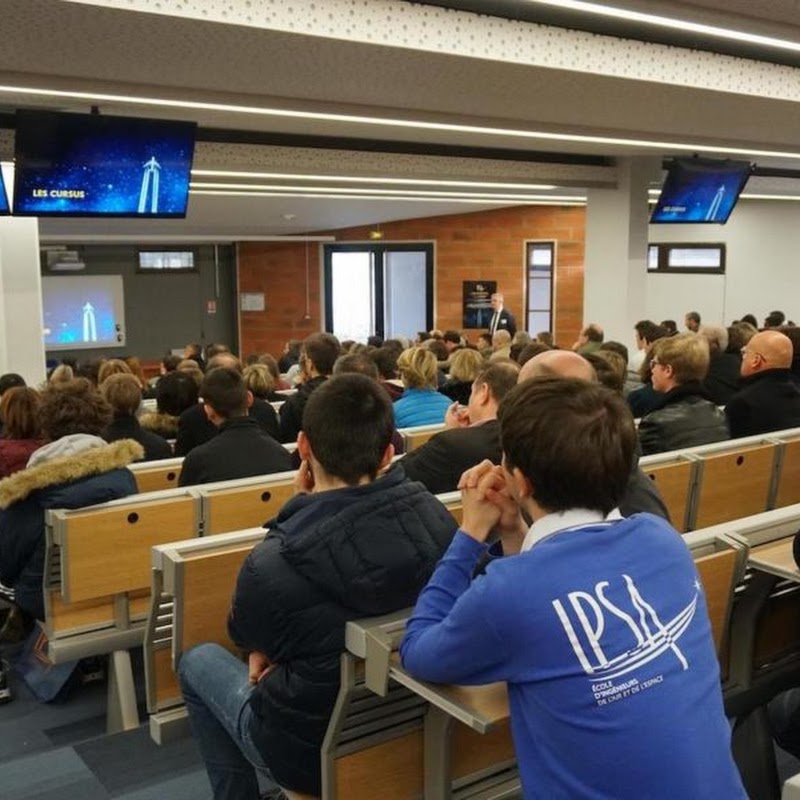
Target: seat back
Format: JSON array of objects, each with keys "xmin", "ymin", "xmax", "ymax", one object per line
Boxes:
[
  {"xmin": 639, "ymin": 453, "xmax": 697, "ymax": 532},
  {"xmin": 399, "ymin": 424, "xmax": 445, "ymax": 453},
  {"xmin": 145, "ymin": 529, "xmax": 265, "ymax": 722},
  {"xmin": 772, "ymin": 432, "xmax": 800, "ymax": 510},
  {"xmin": 690, "ymin": 441, "xmax": 777, "ymax": 529},
  {"xmin": 196, "ymin": 470, "xmax": 297, "ymax": 536},
  {"xmin": 44, "ymin": 488, "xmax": 200, "ymax": 661},
  {"xmin": 128, "ymin": 457, "xmax": 184, "ymax": 493}
]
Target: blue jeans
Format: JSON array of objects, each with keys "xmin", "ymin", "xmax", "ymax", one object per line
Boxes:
[{"xmin": 179, "ymin": 642, "xmax": 281, "ymax": 799}]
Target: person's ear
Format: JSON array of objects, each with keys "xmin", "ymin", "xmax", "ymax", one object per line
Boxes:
[
  {"xmin": 245, "ymin": 389, "xmax": 254, "ymax": 409},
  {"xmin": 378, "ymin": 443, "xmax": 395, "ymax": 472},
  {"xmin": 297, "ymin": 431, "xmax": 312, "ymax": 462},
  {"xmin": 511, "ymin": 466, "xmax": 533, "ymax": 500}
]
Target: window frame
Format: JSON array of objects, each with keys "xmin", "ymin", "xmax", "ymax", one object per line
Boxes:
[
  {"xmin": 137, "ymin": 249, "xmax": 197, "ymax": 273},
  {"xmin": 525, "ymin": 240, "xmax": 555, "ymax": 335},
  {"xmin": 647, "ymin": 242, "xmax": 726, "ymax": 275}
]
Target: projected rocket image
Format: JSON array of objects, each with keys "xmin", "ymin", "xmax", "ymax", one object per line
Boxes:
[{"xmin": 13, "ymin": 111, "xmax": 196, "ymax": 217}]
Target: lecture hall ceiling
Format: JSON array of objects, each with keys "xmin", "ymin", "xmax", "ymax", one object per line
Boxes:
[{"xmin": 1, "ymin": 0, "xmax": 799, "ymax": 238}]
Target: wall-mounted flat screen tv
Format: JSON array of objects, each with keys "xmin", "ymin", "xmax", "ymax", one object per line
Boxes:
[
  {"xmin": 650, "ymin": 157, "xmax": 752, "ymax": 224},
  {"xmin": 42, "ymin": 275, "xmax": 126, "ymax": 351},
  {"xmin": 14, "ymin": 110, "xmax": 196, "ymax": 218},
  {"xmin": 0, "ymin": 168, "xmax": 9, "ymax": 215}
]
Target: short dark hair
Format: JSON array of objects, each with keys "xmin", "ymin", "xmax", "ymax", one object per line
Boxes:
[
  {"xmin": 162, "ymin": 354, "xmax": 181, "ymax": 372},
  {"xmin": 474, "ymin": 362, "xmax": 519, "ymax": 402},
  {"xmin": 0, "ymin": 373, "xmax": 26, "ymax": 397},
  {"xmin": 499, "ymin": 378, "xmax": 636, "ymax": 515},
  {"xmin": 583, "ymin": 352, "xmax": 624, "ymax": 394},
  {"xmin": 333, "ymin": 353, "xmax": 380, "ymax": 380},
  {"xmin": 443, "ymin": 330, "xmax": 461, "ymax": 345},
  {"xmin": 303, "ymin": 333, "xmax": 341, "ymax": 376},
  {"xmin": 426, "ymin": 339, "xmax": 449, "ymax": 361},
  {"xmin": 686, "ymin": 311, "xmax": 701, "ymax": 325},
  {"xmin": 766, "ymin": 311, "xmax": 786, "ymax": 327},
  {"xmin": 599, "ymin": 341, "xmax": 629, "ymax": 365},
  {"xmin": 367, "ymin": 335, "xmax": 384, "ymax": 348},
  {"xmin": 660, "ymin": 320, "xmax": 678, "ymax": 336},
  {"xmin": 740, "ymin": 314, "xmax": 758, "ymax": 328},
  {"xmin": 156, "ymin": 371, "xmax": 199, "ymax": 416},
  {"xmin": 302, "ymin": 374, "xmax": 393, "ymax": 485},
  {"xmin": 583, "ymin": 324, "xmax": 604, "ymax": 343},
  {"xmin": 39, "ymin": 378, "xmax": 113, "ymax": 440},
  {"xmin": 200, "ymin": 368, "xmax": 248, "ymax": 419},
  {"xmin": 370, "ymin": 347, "xmax": 399, "ymax": 380},
  {"xmin": 634, "ymin": 320, "xmax": 667, "ymax": 344}
]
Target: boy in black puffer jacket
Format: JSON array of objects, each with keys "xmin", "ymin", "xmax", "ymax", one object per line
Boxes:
[{"xmin": 179, "ymin": 373, "xmax": 457, "ymax": 799}]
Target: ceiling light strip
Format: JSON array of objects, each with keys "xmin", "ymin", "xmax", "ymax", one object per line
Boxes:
[
  {"xmin": 189, "ymin": 181, "xmax": 583, "ymax": 201},
  {"xmin": 192, "ymin": 169, "xmax": 557, "ymax": 190},
  {"xmin": 189, "ymin": 189, "xmax": 586, "ymax": 205},
  {"xmin": 1, "ymin": 84, "xmax": 799, "ymax": 161},
  {"xmin": 524, "ymin": 0, "xmax": 800, "ymax": 54}
]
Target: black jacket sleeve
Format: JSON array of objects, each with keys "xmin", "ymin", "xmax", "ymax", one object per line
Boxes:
[
  {"xmin": 402, "ymin": 435, "xmax": 459, "ymax": 495},
  {"xmin": 250, "ymin": 399, "xmax": 280, "ymax": 441},
  {"xmin": 724, "ymin": 395, "xmax": 749, "ymax": 439}
]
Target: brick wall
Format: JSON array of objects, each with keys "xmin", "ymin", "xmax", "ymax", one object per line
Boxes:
[{"xmin": 238, "ymin": 204, "xmax": 585, "ymax": 357}]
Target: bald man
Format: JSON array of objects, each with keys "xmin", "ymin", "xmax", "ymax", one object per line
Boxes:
[
  {"xmin": 520, "ymin": 349, "xmax": 670, "ymax": 521},
  {"xmin": 725, "ymin": 330, "xmax": 800, "ymax": 438}
]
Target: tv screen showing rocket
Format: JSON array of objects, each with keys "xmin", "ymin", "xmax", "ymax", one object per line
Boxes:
[
  {"xmin": 13, "ymin": 110, "xmax": 196, "ymax": 217},
  {"xmin": 650, "ymin": 158, "xmax": 752, "ymax": 224},
  {"xmin": 0, "ymin": 168, "xmax": 9, "ymax": 215}
]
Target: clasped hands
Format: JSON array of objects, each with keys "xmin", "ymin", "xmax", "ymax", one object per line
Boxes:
[{"xmin": 458, "ymin": 459, "xmax": 527, "ymax": 554}]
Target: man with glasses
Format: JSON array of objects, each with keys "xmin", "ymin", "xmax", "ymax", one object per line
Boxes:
[
  {"xmin": 637, "ymin": 333, "xmax": 728, "ymax": 455},
  {"xmin": 725, "ymin": 330, "xmax": 800, "ymax": 438}
]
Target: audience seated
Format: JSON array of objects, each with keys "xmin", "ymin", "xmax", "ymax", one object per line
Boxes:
[
  {"xmin": 393, "ymin": 347, "xmax": 452, "ymax": 427},
  {"xmin": 178, "ymin": 368, "xmax": 292, "ymax": 487},
  {"xmin": 101, "ymin": 374, "xmax": 172, "ymax": 462},
  {"xmin": 370, "ymin": 346, "xmax": 404, "ymax": 401},
  {"xmin": 638, "ymin": 333, "xmax": 729, "ymax": 455},
  {"xmin": 0, "ymin": 379, "xmax": 141, "ymax": 634},
  {"xmin": 725, "ymin": 329, "xmax": 800, "ymax": 438},
  {"xmin": 571, "ymin": 322, "xmax": 604, "ymax": 354},
  {"xmin": 517, "ymin": 341, "xmax": 552, "ymax": 367},
  {"xmin": 630, "ymin": 320, "xmax": 667, "ymax": 379},
  {"xmin": 477, "ymin": 332, "xmax": 493, "ymax": 357},
  {"xmin": 439, "ymin": 348, "xmax": 485, "ymax": 406},
  {"xmin": 177, "ymin": 358, "xmax": 204, "ymax": 388},
  {"xmin": 183, "ymin": 342, "xmax": 206, "ymax": 371},
  {"xmin": 0, "ymin": 388, "xmax": 43, "ymax": 478},
  {"xmin": 279, "ymin": 333, "xmax": 340, "ymax": 444},
  {"xmin": 97, "ymin": 358, "xmax": 132, "ymax": 385},
  {"xmin": 178, "ymin": 374, "xmax": 457, "ymax": 797},
  {"xmin": 400, "ymin": 377, "xmax": 746, "ymax": 800},
  {"xmin": 140, "ymin": 370, "xmax": 199, "ymax": 440},
  {"xmin": 0, "ymin": 373, "xmax": 26, "ymax": 399},
  {"xmin": 176, "ymin": 354, "xmax": 279, "ymax": 456},
  {"xmin": 489, "ymin": 329, "xmax": 512, "ymax": 361},
  {"xmin": 519, "ymin": 350, "xmax": 669, "ymax": 520},
  {"xmin": 627, "ymin": 342, "xmax": 667, "ymax": 418},
  {"xmin": 242, "ymin": 364, "xmax": 284, "ymax": 403},
  {"xmin": 699, "ymin": 325, "xmax": 741, "ymax": 406},
  {"xmin": 584, "ymin": 351, "xmax": 625, "ymax": 394},
  {"xmin": 403, "ymin": 362, "xmax": 519, "ymax": 494},
  {"xmin": 685, "ymin": 310, "xmax": 701, "ymax": 332},
  {"xmin": 278, "ymin": 339, "xmax": 302, "ymax": 374}
]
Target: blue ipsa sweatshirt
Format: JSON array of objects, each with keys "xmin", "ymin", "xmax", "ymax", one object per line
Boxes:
[{"xmin": 400, "ymin": 515, "xmax": 746, "ymax": 800}]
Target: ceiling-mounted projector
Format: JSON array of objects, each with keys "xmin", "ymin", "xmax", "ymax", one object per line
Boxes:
[{"xmin": 46, "ymin": 249, "xmax": 85, "ymax": 271}]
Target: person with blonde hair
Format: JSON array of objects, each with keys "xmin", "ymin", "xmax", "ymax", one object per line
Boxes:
[
  {"xmin": 394, "ymin": 347, "xmax": 451, "ymax": 427},
  {"xmin": 48, "ymin": 364, "xmax": 74, "ymax": 386},
  {"xmin": 440, "ymin": 348, "xmax": 485, "ymax": 406},
  {"xmin": 242, "ymin": 363, "xmax": 282, "ymax": 402},
  {"xmin": 638, "ymin": 333, "xmax": 728, "ymax": 455}
]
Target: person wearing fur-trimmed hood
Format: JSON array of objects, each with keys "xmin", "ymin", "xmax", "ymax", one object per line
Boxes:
[{"xmin": 0, "ymin": 378, "xmax": 141, "ymax": 628}]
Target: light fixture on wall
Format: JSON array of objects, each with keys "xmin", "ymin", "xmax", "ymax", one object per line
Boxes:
[{"xmin": 369, "ymin": 225, "xmax": 384, "ymax": 240}]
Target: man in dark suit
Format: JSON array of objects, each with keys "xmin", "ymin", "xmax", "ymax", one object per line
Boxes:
[
  {"xmin": 488, "ymin": 293, "xmax": 517, "ymax": 339},
  {"xmin": 726, "ymin": 329, "xmax": 800, "ymax": 438},
  {"xmin": 402, "ymin": 361, "xmax": 520, "ymax": 493},
  {"xmin": 175, "ymin": 353, "xmax": 279, "ymax": 456},
  {"xmin": 178, "ymin": 367, "xmax": 292, "ymax": 486}
]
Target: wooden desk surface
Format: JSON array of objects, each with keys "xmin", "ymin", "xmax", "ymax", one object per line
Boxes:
[
  {"xmin": 389, "ymin": 653, "xmax": 509, "ymax": 733},
  {"xmin": 749, "ymin": 538, "xmax": 800, "ymax": 583}
]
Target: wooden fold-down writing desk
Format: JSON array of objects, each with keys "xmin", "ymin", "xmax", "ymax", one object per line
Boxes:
[{"xmin": 748, "ymin": 537, "xmax": 800, "ymax": 583}]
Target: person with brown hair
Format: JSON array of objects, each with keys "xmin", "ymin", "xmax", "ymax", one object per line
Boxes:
[
  {"xmin": 0, "ymin": 388, "xmax": 44, "ymax": 478},
  {"xmin": 101, "ymin": 373, "xmax": 172, "ymax": 462},
  {"xmin": 0, "ymin": 379, "xmax": 141, "ymax": 636},
  {"xmin": 97, "ymin": 358, "xmax": 132, "ymax": 385},
  {"xmin": 638, "ymin": 333, "xmax": 729, "ymax": 455},
  {"xmin": 400, "ymin": 377, "xmax": 745, "ymax": 800}
]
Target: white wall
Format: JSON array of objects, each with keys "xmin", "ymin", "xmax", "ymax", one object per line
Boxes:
[{"xmin": 646, "ymin": 201, "xmax": 800, "ymax": 328}]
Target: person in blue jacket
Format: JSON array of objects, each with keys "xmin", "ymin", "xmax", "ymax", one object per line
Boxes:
[
  {"xmin": 393, "ymin": 346, "xmax": 452, "ymax": 428},
  {"xmin": 401, "ymin": 377, "xmax": 746, "ymax": 800}
]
